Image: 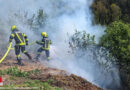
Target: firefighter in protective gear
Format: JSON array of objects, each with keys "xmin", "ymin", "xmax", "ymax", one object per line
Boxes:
[
  {"xmin": 35, "ymin": 32, "xmax": 51, "ymax": 60},
  {"xmin": 9, "ymin": 25, "xmax": 32, "ymax": 65}
]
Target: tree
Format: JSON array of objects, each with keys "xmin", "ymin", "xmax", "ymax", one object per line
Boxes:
[
  {"xmin": 110, "ymin": 4, "xmax": 122, "ymax": 22},
  {"xmin": 91, "ymin": 1, "xmax": 109, "ymax": 25},
  {"xmin": 91, "ymin": 0, "xmax": 130, "ymax": 24},
  {"xmin": 100, "ymin": 21, "xmax": 130, "ymax": 65},
  {"xmin": 99, "ymin": 21, "xmax": 130, "ymax": 88},
  {"xmin": 36, "ymin": 9, "xmax": 47, "ymax": 27}
]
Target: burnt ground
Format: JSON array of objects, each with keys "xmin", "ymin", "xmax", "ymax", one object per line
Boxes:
[{"xmin": 0, "ymin": 56, "xmax": 102, "ymax": 90}]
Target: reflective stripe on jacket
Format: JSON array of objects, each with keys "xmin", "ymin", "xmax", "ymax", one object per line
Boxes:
[
  {"xmin": 9, "ymin": 30, "xmax": 28, "ymax": 46},
  {"xmin": 37, "ymin": 37, "xmax": 51, "ymax": 50}
]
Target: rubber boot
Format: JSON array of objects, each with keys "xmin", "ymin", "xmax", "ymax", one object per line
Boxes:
[
  {"xmin": 35, "ymin": 54, "xmax": 40, "ymax": 61},
  {"xmin": 25, "ymin": 52, "xmax": 32, "ymax": 60},
  {"xmin": 17, "ymin": 59, "xmax": 24, "ymax": 66}
]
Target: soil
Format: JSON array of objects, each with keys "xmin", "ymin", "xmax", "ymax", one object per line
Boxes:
[{"xmin": 0, "ymin": 56, "xmax": 103, "ymax": 90}]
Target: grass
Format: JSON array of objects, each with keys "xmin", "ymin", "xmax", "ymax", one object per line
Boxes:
[
  {"xmin": 0, "ymin": 67, "xmax": 62, "ymax": 90},
  {"xmin": 3, "ymin": 79, "xmax": 61, "ymax": 90},
  {"xmin": 0, "ymin": 67, "xmax": 29, "ymax": 77},
  {"xmin": 0, "ymin": 66, "xmax": 40, "ymax": 77}
]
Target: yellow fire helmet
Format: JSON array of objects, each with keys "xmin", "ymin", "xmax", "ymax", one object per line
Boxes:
[
  {"xmin": 41, "ymin": 32, "xmax": 47, "ymax": 37},
  {"xmin": 11, "ymin": 25, "xmax": 17, "ymax": 31}
]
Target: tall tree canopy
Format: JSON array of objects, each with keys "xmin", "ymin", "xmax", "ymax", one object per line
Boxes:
[{"xmin": 91, "ymin": 0, "xmax": 130, "ymax": 25}]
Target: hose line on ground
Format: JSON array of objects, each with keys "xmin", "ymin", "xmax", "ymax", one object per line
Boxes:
[
  {"xmin": 0, "ymin": 41, "xmax": 36, "ymax": 63},
  {"xmin": 28, "ymin": 41, "xmax": 36, "ymax": 46},
  {"xmin": 0, "ymin": 42, "xmax": 12, "ymax": 63}
]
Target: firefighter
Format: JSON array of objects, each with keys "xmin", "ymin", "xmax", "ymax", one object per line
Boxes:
[
  {"xmin": 9, "ymin": 25, "xmax": 32, "ymax": 65},
  {"xmin": 35, "ymin": 32, "xmax": 51, "ymax": 61}
]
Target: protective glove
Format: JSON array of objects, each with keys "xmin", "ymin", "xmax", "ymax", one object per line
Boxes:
[{"xmin": 9, "ymin": 40, "xmax": 12, "ymax": 43}]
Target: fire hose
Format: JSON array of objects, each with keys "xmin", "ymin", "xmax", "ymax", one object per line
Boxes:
[
  {"xmin": 0, "ymin": 41, "xmax": 36, "ymax": 63},
  {"xmin": 0, "ymin": 42, "xmax": 12, "ymax": 63}
]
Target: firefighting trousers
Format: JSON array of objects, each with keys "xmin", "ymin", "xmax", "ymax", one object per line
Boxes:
[
  {"xmin": 15, "ymin": 45, "xmax": 31, "ymax": 60},
  {"xmin": 37, "ymin": 47, "xmax": 50, "ymax": 58}
]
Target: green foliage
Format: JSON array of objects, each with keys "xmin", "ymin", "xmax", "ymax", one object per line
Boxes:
[
  {"xmin": 36, "ymin": 9, "xmax": 47, "ymax": 28},
  {"xmin": 69, "ymin": 30, "xmax": 96, "ymax": 50},
  {"xmin": 110, "ymin": 4, "xmax": 122, "ymax": 22},
  {"xmin": 100, "ymin": 21, "xmax": 130, "ymax": 65},
  {"xmin": 23, "ymin": 80, "xmax": 58, "ymax": 90},
  {"xmin": 99, "ymin": 21, "xmax": 130, "ymax": 88},
  {"xmin": 0, "ymin": 67, "xmax": 41, "ymax": 77},
  {"xmin": 3, "ymin": 79, "xmax": 61, "ymax": 90},
  {"xmin": 91, "ymin": 0, "xmax": 129, "ymax": 24},
  {"xmin": 91, "ymin": 1, "xmax": 109, "ymax": 24},
  {"xmin": 0, "ymin": 67, "xmax": 30, "ymax": 77},
  {"xmin": 69, "ymin": 30, "xmax": 118, "ymax": 72},
  {"xmin": 0, "ymin": 67, "xmax": 61, "ymax": 90},
  {"xmin": 13, "ymin": 9, "xmax": 47, "ymax": 30},
  {"xmin": 29, "ymin": 69, "xmax": 40, "ymax": 75},
  {"xmin": 47, "ymin": 79, "xmax": 54, "ymax": 84}
]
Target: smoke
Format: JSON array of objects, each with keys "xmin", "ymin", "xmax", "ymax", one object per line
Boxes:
[{"xmin": 0, "ymin": 0, "xmax": 122, "ymax": 89}]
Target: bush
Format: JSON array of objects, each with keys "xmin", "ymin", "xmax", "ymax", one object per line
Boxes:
[
  {"xmin": 99, "ymin": 21, "xmax": 130, "ymax": 88},
  {"xmin": 69, "ymin": 30, "xmax": 117, "ymax": 72},
  {"xmin": 100, "ymin": 21, "xmax": 130, "ymax": 66},
  {"xmin": 69, "ymin": 30, "xmax": 95, "ymax": 51}
]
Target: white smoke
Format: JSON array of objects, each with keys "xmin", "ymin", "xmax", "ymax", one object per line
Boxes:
[{"xmin": 0, "ymin": 0, "xmax": 122, "ymax": 89}]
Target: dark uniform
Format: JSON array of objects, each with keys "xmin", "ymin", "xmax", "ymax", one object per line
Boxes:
[
  {"xmin": 36, "ymin": 37, "xmax": 51, "ymax": 60},
  {"xmin": 9, "ymin": 29, "xmax": 32, "ymax": 65}
]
